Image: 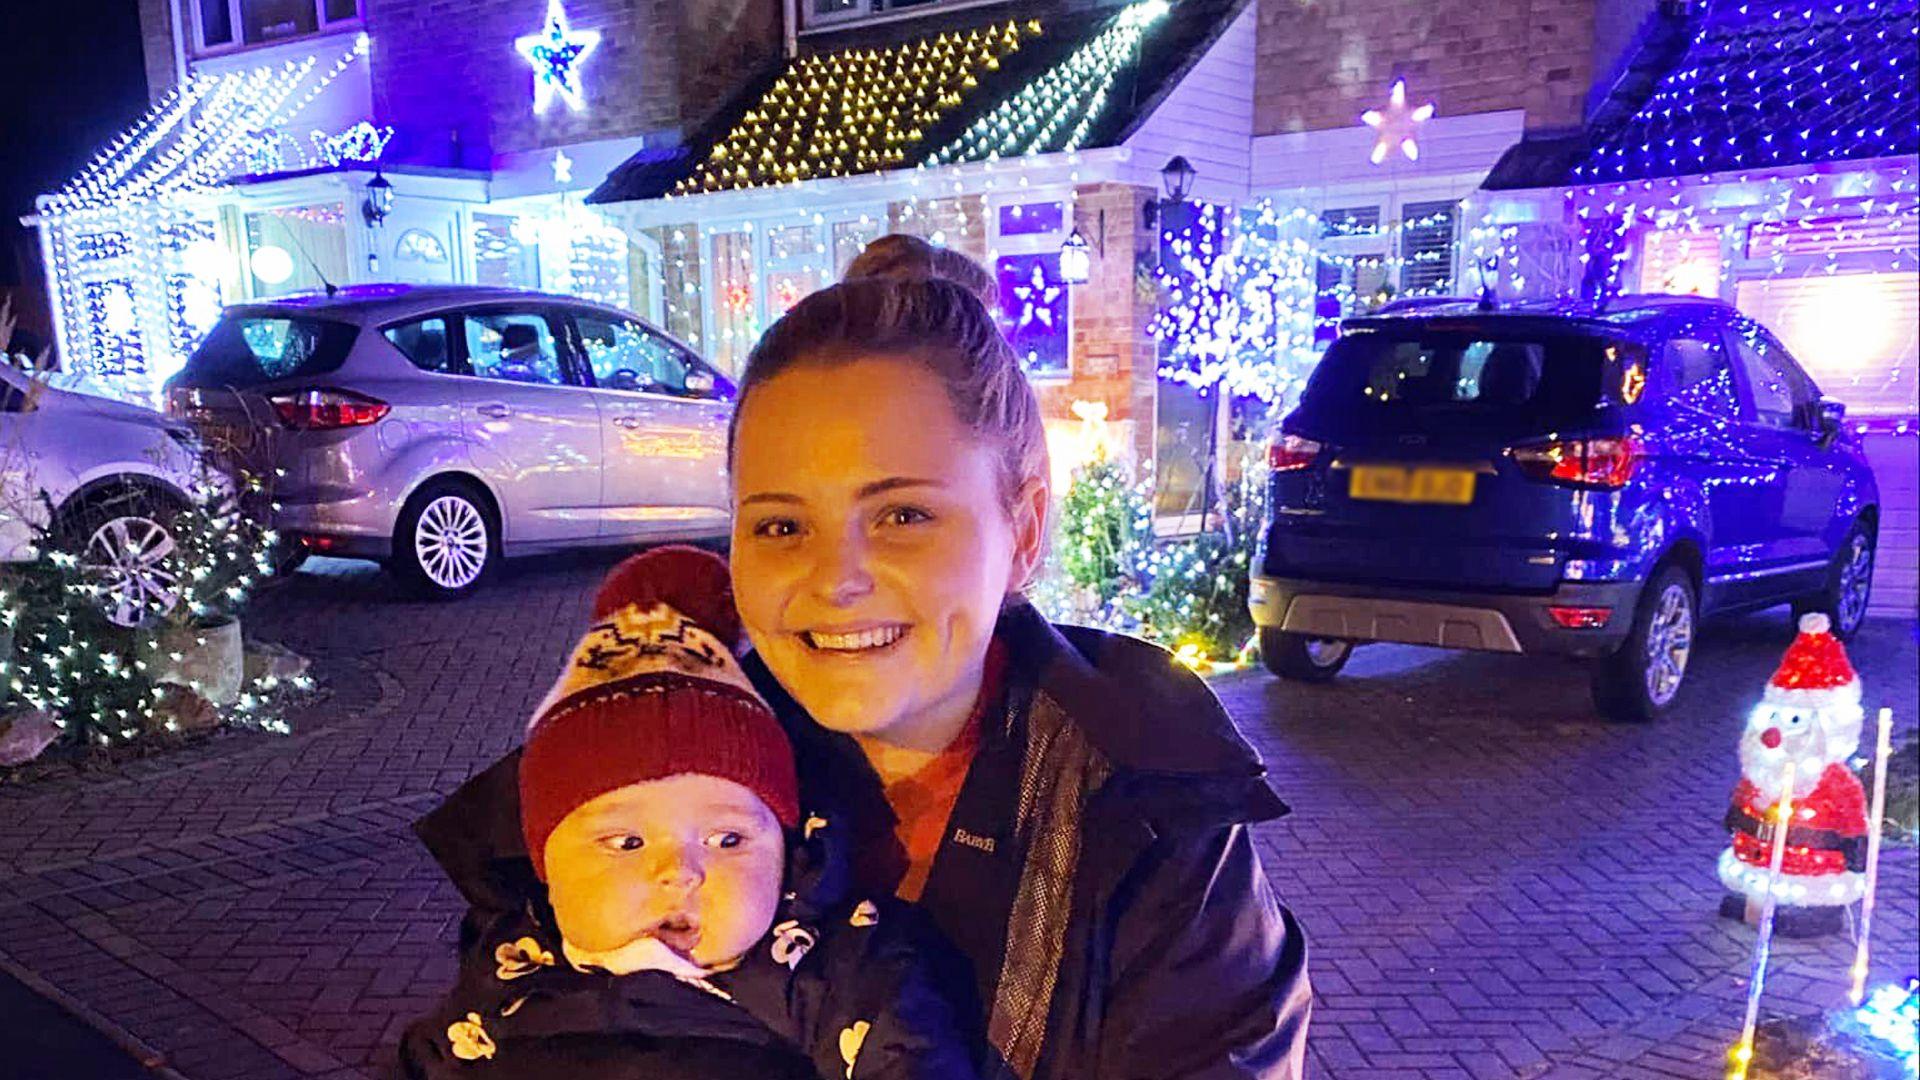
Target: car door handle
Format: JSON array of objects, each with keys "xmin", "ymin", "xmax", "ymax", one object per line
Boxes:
[
  {"xmin": 475, "ymin": 403, "xmax": 511, "ymax": 418},
  {"xmin": 612, "ymin": 415, "xmax": 644, "ymax": 430}
]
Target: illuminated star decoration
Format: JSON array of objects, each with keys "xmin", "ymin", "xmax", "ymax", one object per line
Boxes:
[
  {"xmin": 551, "ymin": 149, "xmax": 573, "ymax": 184},
  {"xmin": 1361, "ymin": 78, "xmax": 1435, "ymax": 165},
  {"xmin": 516, "ymin": 0, "xmax": 600, "ymax": 115},
  {"xmin": 1012, "ymin": 263, "xmax": 1062, "ymax": 329}
]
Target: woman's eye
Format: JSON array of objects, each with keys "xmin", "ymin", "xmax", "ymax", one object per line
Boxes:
[
  {"xmin": 881, "ymin": 506, "xmax": 932, "ymax": 527},
  {"xmin": 751, "ymin": 518, "xmax": 800, "ymax": 539},
  {"xmin": 708, "ymin": 832, "xmax": 745, "ymax": 850}
]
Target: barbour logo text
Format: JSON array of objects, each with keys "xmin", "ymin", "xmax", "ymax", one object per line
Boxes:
[{"xmin": 951, "ymin": 827, "xmax": 996, "ymax": 853}]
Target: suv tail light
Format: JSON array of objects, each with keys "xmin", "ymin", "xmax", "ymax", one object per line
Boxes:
[
  {"xmin": 1268, "ymin": 434, "xmax": 1323, "ymax": 473},
  {"xmin": 270, "ymin": 389, "xmax": 390, "ymax": 431},
  {"xmin": 1511, "ymin": 436, "xmax": 1642, "ymax": 489}
]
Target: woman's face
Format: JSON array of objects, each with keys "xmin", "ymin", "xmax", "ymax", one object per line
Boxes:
[{"xmin": 729, "ymin": 358, "xmax": 1044, "ymax": 746}]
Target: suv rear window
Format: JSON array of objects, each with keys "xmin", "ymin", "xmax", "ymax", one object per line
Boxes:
[
  {"xmin": 1300, "ymin": 327, "xmax": 1628, "ymax": 427},
  {"xmin": 175, "ymin": 315, "xmax": 356, "ymax": 388}
]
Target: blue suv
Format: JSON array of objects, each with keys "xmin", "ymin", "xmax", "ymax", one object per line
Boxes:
[{"xmin": 1250, "ymin": 295, "xmax": 1879, "ymax": 721}]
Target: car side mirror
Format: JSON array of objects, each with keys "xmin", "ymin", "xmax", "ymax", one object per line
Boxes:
[
  {"xmin": 1813, "ymin": 399, "xmax": 1846, "ymax": 448},
  {"xmin": 684, "ymin": 370, "xmax": 715, "ymax": 398}
]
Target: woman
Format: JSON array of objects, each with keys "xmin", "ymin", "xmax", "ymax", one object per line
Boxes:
[
  {"xmin": 414, "ymin": 244, "xmax": 1309, "ymax": 1079},
  {"xmin": 724, "ymin": 247, "xmax": 1310, "ymax": 1078}
]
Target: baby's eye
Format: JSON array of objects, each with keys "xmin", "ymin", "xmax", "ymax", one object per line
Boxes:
[
  {"xmin": 601, "ymin": 835, "xmax": 645, "ymax": 853},
  {"xmin": 707, "ymin": 831, "xmax": 745, "ymax": 850}
]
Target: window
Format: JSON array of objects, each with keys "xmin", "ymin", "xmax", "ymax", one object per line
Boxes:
[
  {"xmin": 471, "ymin": 214, "xmax": 541, "ymax": 291},
  {"xmin": 832, "ymin": 218, "xmax": 883, "ymax": 277},
  {"xmin": 244, "ymin": 204, "xmax": 349, "ymax": 298},
  {"xmin": 179, "ymin": 316, "xmax": 355, "ymax": 387},
  {"xmin": 1726, "ymin": 325, "xmax": 1813, "ymax": 429},
  {"xmin": 1299, "ymin": 330, "xmax": 1614, "ymax": 424},
  {"xmin": 806, "ymin": 0, "xmax": 987, "ymax": 31},
  {"xmin": 383, "ymin": 318, "xmax": 454, "ymax": 374},
  {"xmin": 1399, "ymin": 200, "xmax": 1458, "ymax": 295},
  {"xmin": 1319, "ymin": 207, "xmax": 1381, "ymax": 239},
  {"xmin": 462, "ymin": 311, "xmax": 567, "ymax": 388},
  {"xmin": 575, "ymin": 314, "xmax": 701, "ymax": 397},
  {"xmin": 996, "ymin": 253, "xmax": 1070, "ymax": 378},
  {"xmin": 998, "ymin": 203, "xmax": 1065, "ymax": 237},
  {"xmin": 1661, "ymin": 336, "xmax": 1740, "ymax": 419},
  {"xmin": 708, "ymin": 231, "xmax": 757, "ymax": 375},
  {"xmin": 195, "ymin": 0, "xmax": 361, "ymax": 51},
  {"xmin": 767, "ymin": 225, "xmax": 823, "ymax": 319}
]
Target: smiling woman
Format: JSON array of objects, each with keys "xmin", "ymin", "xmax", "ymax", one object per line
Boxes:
[{"xmin": 723, "ymin": 258, "xmax": 1312, "ymax": 1078}]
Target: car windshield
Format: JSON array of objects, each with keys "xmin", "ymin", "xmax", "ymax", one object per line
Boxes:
[
  {"xmin": 174, "ymin": 315, "xmax": 357, "ymax": 388},
  {"xmin": 1299, "ymin": 326, "xmax": 1630, "ymax": 429}
]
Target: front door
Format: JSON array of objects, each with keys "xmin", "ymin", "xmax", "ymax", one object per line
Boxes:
[
  {"xmin": 454, "ymin": 307, "xmax": 603, "ymax": 544},
  {"xmin": 567, "ymin": 311, "xmax": 731, "ymax": 540}
]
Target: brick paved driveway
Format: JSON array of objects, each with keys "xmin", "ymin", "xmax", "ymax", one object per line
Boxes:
[{"xmin": 1, "ymin": 551, "xmax": 1914, "ymax": 1080}]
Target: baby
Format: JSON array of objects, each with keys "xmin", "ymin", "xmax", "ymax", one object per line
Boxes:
[{"xmin": 398, "ymin": 546, "xmax": 978, "ymax": 1079}]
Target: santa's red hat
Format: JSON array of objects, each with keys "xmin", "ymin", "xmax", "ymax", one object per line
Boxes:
[
  {"xmin": 519, "ymin": 546, "xmax": 798, "ymax": 880},
  {"xmin": 1762, "ymin": 612, "xmax": 1861, "ymax": 712}
]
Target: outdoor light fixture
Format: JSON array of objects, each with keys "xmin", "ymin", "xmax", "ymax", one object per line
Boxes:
[
  {"xmin": 362, "ymin": 170, "xmax": 395, "ymax": 228},
  {"xmin": 1059, "ymin": 209, "xmax": 1104, "ymax": 286},
  {"xmin": 1160, "ymin": 155, "xmax": 1195, "ymax": 203}
]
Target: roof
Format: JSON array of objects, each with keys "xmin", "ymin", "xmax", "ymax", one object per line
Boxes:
[
  {"xmin": 588, "ymin": 0, "xmax": 1244, "ymax": 204},
  {"xmin": 1573, "ymin": 0, "xmax": 1918, "ymax": 184},
  {"xmin": 40, "ymin": 37, "xmax": 372, "ymax": 216}
]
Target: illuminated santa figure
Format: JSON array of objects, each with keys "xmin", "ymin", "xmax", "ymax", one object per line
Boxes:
[{"xmin": 1719, "ymin": 613, "xmax": 1870, "ymax": 937}]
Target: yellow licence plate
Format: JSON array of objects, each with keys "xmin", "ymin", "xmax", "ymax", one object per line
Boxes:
[{"xmin": 1350, "ymin": 465, "xmax": 1477, "ymax": 505}]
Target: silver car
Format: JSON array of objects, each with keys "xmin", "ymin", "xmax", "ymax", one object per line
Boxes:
[
  {"xmin": 2, "ymin": 363, "xmax": 219, "ymax": 626},
  {"xmin": 164, "ymin": 285, "xmax": 733, "ymax": 599}
]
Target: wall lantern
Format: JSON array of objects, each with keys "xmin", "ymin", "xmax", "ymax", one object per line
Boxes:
[
  {"xmin": 362, "ymin": 170, "xmax": 395, "ymax": 228},
  {"xmin": 1059, "ymin": 226, "xmax": 1094, "ymax": 285},
  {"xmin": 1160, "ymin": 155, "xmax": 1196, "ymax": 204}
]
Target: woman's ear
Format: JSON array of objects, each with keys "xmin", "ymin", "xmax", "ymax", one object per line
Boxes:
[{"xmin": 1008, "ymin": 474, "xmax": 1050, "ymax": 594}]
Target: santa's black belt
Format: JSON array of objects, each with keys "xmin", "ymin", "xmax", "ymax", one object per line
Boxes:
[{"xmin": 1724, "ymin": 806, "xmax": 1868, "ymax": 872}]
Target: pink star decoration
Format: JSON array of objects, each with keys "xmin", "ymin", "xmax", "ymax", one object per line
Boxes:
[{"xmin": 1361, "ymin": 79, "xmax": 1435, "ymax": 165}]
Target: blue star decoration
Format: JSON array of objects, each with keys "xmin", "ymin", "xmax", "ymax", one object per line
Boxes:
[{"xmin": 516, "ymin": 0, "xmax": 601, "ymax": 115}]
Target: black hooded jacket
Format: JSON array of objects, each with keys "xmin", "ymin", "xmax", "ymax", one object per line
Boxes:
[
  {"xmin": 402, "ymin": 768, "xmax": 981, "ymax": 1079},
  {"xmin": 408, "ymin": 603, "xmax": 1309, "ymax": 1079}
]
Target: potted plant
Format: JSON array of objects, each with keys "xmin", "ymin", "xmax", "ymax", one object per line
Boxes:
[{"xmin": 139, "ymin": 473, "xmax": 276, "ymax": 708}]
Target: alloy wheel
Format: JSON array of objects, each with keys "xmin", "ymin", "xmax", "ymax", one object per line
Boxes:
[
  {"xmin": 82, "ymin": 515, "xmax": 180, "ymax": 628},
  {"xmin": 1837, "ymin": 534, "xmax": 1873, "ymax": 634},
  {"xmin": 1304, "ymin": 639, "xmax": 1351, "ymax": 667},
  {"xmin": 413, "ymin": 496, "xmax": 489, "ymax": 590},
  {"xmin": 1643, "ymin": 582, "xmax": 1693, "ymax": 706}
]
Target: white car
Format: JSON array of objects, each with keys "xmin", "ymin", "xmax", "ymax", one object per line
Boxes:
[{"xmin": 1, "ymin": 363, "xmax": 217, "ymax": 626}]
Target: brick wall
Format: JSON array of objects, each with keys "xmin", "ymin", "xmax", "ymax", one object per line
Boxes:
[
  {"xmin": 136, "ymin": 0, "xmax": 179, "ymax": 100},
  {"xmin": 367, "ymin": 0, "xmax": 777, "ymax": 168},
  {"xmin": 1048, "ymin": 182, "xmax": 1157, "ymax": 472},
  {"xmin": 1254, "ymin": 0, "xmax": 1596, "ymax": 136}
]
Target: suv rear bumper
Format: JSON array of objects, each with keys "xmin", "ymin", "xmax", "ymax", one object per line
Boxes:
[{"xmin": 1248, "ymin": 574, "xmax": 1645, "ymax": 658}]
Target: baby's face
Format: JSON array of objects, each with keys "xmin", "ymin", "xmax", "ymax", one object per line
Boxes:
[{"xmin": 544, "ymin": 774, "xmax": 785, "ymax": 969}]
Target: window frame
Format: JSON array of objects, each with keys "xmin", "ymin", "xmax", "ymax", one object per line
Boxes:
[
  {"xmin": 560, "ymin": 307, "xmax": 734, "ymax": 402},
  {"xmin": 801, "ymin": 0, "xmax": 1013, "ymax": 35},
  {"xmin": 987, "ymin": 190, "xmax": 1075, "ymax": 382},
  {"xmin": 450, "ymin": 306, "xmax": 587, "ymax": 390},
  {"xmin": 376, "ymin": 312, "xmax": 461, "ymax": 377},
  {"xmin": 1722, "ymin": 320, "xmax": 1818, "ymax": 431},
  {"xmin": 1655, "ymin": 329, "xmax": 1742, "ymax": 422},
  {"xmin": 190, "ymin": 0, "xmax": 364, "ymax": 57}
]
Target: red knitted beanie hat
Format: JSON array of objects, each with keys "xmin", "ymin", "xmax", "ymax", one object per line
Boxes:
[{"xmin": 519, "ymin": 546, "xmax": 799, "ymax": 880}]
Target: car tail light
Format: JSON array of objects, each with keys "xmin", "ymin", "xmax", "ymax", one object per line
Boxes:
[
  {"xmin": 1511, "ymin": 436, "xmax": 1642, "ymax": 488},
  {"xmin": 1547, "ymin": 606, "xmax": 1613, "ymax": 629},
  {"xmin": 270, "ymin": 389, "xmax": 390, "ymax": 431},
  {"xmin": 1268, "ymin": 434, "xmax": 1323, "ymax": 473}
]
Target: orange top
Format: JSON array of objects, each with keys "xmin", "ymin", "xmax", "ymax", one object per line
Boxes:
[{"xmin": 872, "ymin": 639, "xmax": 1007, "ymax": 902}]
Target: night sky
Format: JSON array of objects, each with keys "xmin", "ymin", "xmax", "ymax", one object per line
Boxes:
[{"xmin": 0, "ymin": 0, "xmax": 149, "ymax": 297}]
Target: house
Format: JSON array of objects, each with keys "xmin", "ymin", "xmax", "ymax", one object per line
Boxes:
[{"xmin": 43, "ymin": 0, "xmax": 1757, "ymax": 529}]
